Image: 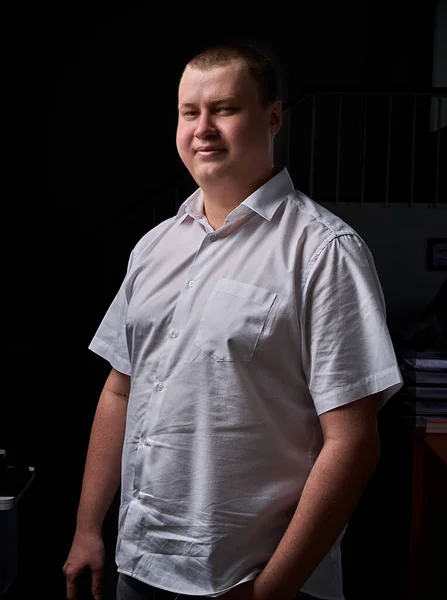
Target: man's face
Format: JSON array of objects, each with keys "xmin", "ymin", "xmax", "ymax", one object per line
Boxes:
[{"xmin": 176, "ymin": 60, "xmax": 281, "ymax": 189}]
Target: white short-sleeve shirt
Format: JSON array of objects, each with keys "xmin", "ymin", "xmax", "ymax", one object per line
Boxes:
[{"xmin": 89, "ymin": 167, "xmax": 402, "ymax": 599}]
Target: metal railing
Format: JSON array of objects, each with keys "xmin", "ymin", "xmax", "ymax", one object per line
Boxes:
[{"xmin": 282, "ymin": 89, "xmax": 446, "ymax": 207}]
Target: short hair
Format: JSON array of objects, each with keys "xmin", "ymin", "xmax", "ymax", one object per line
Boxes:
[{"xmin": 184, "ymin": 42, "xmax": 278, "ymax": 107}]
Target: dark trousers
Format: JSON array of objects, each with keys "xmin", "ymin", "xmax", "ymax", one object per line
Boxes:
[{"xmin": 116, "ymin": 574, "xmax": 319, "ymax": 600}]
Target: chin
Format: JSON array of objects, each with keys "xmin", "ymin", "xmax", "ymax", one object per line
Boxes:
[{"xmin": 194, "ymin": 165, "xmax": 228, "ymax": 185}]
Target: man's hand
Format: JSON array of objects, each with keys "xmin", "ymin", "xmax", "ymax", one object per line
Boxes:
[{"xmin": 62, "ymin": 530, "xmax": 105, "ymax": 600}]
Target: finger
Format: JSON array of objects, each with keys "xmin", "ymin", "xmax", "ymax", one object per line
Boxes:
[
  {"xmin": 91, "ymin": 567, "xmax": 104, "ymax": 600},
  {"xmin": 66, "ymin": 577, "xmax": 77, "ymax": 600}
]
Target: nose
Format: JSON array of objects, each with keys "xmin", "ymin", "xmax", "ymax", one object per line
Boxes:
[{"xmin": 194, "ymin": 111, "xmax": 217, "ymax": 138}]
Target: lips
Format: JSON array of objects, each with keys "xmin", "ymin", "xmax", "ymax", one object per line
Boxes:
[{"xmin": 195, "ymin": 147, "xmax": 226, "ymax": 154}]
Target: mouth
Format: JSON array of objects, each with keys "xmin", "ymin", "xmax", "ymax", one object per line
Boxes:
[{"xmin": 195, "ymin": 148, "xmax": 226, "ymax": 157}]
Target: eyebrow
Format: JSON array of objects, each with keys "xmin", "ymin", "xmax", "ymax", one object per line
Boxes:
[{"xmin": 178, "ymin": 95, "xmax": 239, "ymax": 110}]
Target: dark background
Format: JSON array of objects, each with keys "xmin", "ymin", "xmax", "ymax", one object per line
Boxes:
[{"xmin": 3, "ymin": 2, "xmax": 446, "ymax": 599}]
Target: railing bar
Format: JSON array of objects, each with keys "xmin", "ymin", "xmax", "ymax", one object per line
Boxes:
[
  {"xmin": 335, "ymin": 94, "xmax": 342, "ymax": 204},
  {"xmin": 287, "ymin": 111, "xmax": 291, "ymax": 172},
  {"xmin": 385, "ymin": 96, "xmax": 392, "ymax": 208},
  {"xmin": 434, "ymin": 96, "xmax": 441, "ymax": 208},
  {"xmin": 316, "ymin": 90, "xmax": 447, "ymax": 97},
  {"xmin": 152, "ymin": 199, "xmax": 156, "ymax": 228},
  {"xmin": 309, "ymin": 94, "xmax": 316, "ymax": 198},
  {"xmin": 361, "ymin": 96, "xmax": 368, "ymax": 206},
  {"xmin": 283, "ymin": 89, "xmax": 447, "ymax": 114},
  {"xmin": 410, "ymin": 95, "xmax": 416, "ymax": 207}
]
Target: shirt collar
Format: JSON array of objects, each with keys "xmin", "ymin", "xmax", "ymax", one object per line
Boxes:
[{"xmin": 174, "ymin": 167, "xmax": 294, "ymax": 224}]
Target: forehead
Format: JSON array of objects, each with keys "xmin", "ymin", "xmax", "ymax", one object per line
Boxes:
[{"xmin": 178, "ymin": 61, "xmax": 258, "ymax": 105}]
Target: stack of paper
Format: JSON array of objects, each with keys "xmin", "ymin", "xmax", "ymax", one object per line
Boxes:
[
  {"xmin": 401, "ymin": 349, "xmax": 447, "ymax": 417},
  {"xmin": 415, "ymin": 415, "xmax": 447, "ymax": 433}
]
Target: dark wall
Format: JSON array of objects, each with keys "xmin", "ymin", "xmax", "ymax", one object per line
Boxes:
[{"xmin": 4, "ymin": 3, "xmax": 440, "ymax": 599}]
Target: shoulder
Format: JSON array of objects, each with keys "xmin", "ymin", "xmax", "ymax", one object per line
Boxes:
[
  {"xmin": 130, "ymin": 215, "xmax": 178, "ymax": 262},
  {"xmin": 286, "ymin": 190, "xmax": 371, "ymax": 281},
  {"xmin": 288, "ymin": 189, "xmax": 357, "ymax": 240}
]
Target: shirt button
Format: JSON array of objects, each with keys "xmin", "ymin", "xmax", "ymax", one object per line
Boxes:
[
  {"xmin": 143, "ymin": 438, "xmax": 151, "ymax": 446},
  {"xmin": 171, "ymin": 329, "xmax": 179, "ymax": 338},
  {"xmin": 210, "ymin": 234, "xmax": 217, "ymax": 242},
  {"xmin": 133, "ymin": 490, "xmax": 139, "ymax": 498},
  {"xmin": 188, "ymin": 280, "xmax": 195, "ymax": 287},
  {"xmin": 156, "ymin": 383, "xmax": 164, "ymax": 392}
]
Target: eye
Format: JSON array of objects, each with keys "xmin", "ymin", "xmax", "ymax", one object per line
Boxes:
[{"xmin": 218, "ymin": 107, "xmax": 236, "ymax": 114}]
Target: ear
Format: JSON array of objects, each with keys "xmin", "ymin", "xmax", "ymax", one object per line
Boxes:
[{"xmin": 269, "ymin": 100, "xmax": 282, "ymax": 135}]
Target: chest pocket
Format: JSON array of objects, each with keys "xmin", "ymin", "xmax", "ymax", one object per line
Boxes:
[{"xmin": 194, "ymin": 278, "xmax": 277, "ymax": 362}]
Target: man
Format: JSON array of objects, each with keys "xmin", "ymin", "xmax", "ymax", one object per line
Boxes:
[{"xmin": 63, "ymin": 43, "xmax": 403, "ymax": 600}]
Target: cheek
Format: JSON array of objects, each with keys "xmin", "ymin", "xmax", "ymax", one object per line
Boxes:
[
  {"xmin": 227, "ymin": 120, "xmax": 263, "ymax": 151},
  {"xmin": 176, "ymin": 125, "xmax": 192, "ymax": 153}
]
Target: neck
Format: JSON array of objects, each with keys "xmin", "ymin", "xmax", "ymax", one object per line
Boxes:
[{"xmin": 201, "ymin": 168, "xmax": 278, "ymax": 226}]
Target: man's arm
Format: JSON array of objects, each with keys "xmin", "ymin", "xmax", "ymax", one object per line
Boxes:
[
  {"xmin": 253, "ymin": 394, "xmax": 381, "ymax": 600},
  {"xmin": 74, "ymin": 367, "xmax": 130, "ymax": 533},
  {"xmin": 63, "ymin": 367, "xmax": 130, "ymax": 600}
]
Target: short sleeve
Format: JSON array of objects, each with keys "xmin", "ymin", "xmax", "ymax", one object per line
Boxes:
[
  {"xmin": 300, "ymin": 234, "xmax": 403, "ymax": 415},
  {"xmin": 88, "ymin": 252, "xmax": 135, "ymax": 376}
]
